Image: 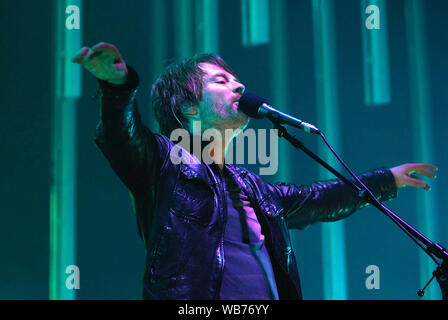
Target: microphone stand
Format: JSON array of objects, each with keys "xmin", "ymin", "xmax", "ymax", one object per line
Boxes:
[{"xmin": 273, "ymin": 122, "xmax": 448, "ymax": 299}]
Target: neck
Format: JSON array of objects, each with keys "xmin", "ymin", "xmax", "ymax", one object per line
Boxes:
[
  {"xmin": 190, "ymin": 127, "xmax": 241, "ymax": 170},
  {"xmin": 186, "ymin": 119, "xmax": 246, "ymax": 169}
]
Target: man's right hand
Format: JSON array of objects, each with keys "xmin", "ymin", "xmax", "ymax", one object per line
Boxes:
[{"xmin": 72, "ymin": 42, "xmax": 128, "ymax": 85}]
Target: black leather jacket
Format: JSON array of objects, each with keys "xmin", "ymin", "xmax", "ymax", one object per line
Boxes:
[{"xmin": 93, "ymin": 67, "xmax": 397, "ymax": 300}]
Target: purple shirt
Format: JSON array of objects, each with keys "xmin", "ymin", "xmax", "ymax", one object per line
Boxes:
[{"xmin": 219, "ymin": 171, "xmax": 279, "ymax": 300}]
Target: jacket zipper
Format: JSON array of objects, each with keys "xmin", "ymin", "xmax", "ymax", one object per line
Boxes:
[
  {"xmin": 210, "ymin": 163, "xmax": 227, "ymax": 299},
  {"xmin": 244, "ymin": 172, "xmax": 299, "ymax": 292}
]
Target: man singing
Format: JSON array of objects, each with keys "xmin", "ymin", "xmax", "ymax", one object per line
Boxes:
[{"xmin": 72, "ymin": 42, "xmax": 437, "ymax": 300}]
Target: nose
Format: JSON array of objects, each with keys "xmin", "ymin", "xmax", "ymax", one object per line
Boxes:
[{"xmin": 234, "ymin": 81, "xmax": 245, "ymax": 95}]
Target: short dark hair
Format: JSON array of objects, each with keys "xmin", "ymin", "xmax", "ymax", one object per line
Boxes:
[{"xmin": 151, "ymin": 53, "xmax": 237, "ymax": 136}]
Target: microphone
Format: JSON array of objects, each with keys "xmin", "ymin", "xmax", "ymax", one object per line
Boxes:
[{"xmin": 238, "ymin": 92, "xmax": 320, "ymax": 134}]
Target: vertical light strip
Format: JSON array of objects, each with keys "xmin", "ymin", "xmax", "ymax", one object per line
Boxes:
[
  {"xmin": 196, "ymin": 0, "xmax": 219, "ymax": 54},
  {"xmin": 242, "ymin": 0, "xmax": 270, "ymax": 46},
  {"xmin": 50, "ymin": 0, "xmax": 81, "ymax": 300},
  {"xmin": 361, "ymin": 0, "xmax": 391, "ymax": 106},
  {"xmin": 149, "ymin": 0, "xmax": 167, "ymax": 132},
  {"xmin": 311, "ymin": 0, "xmax": 347, "ymax": 300},
  {"xmin": 173, "ymin": 0, "xmax": 194, "ymax": 59},
  {"xmin": 269, "ymin": 1, "xmax": 301, "ymax": 286},
  {"xmin": 150, "ymin": 0, "xmax": 167, "ymax": 78},
  {"xmin": 268, "ymin": 0, "xmax": 290, "ymax": 183},
  {"xmin": 404, "ymin": 0, "xmax": 439, "ymax": 300}
]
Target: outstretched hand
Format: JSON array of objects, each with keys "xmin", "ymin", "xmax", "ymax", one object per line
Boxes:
[
  {"xmin": 71, "ymin": 42, "xmax": 128, "ymax": 85},
  {"xmin": 390, "ymin": 163, "xmax": 438, "ymax": 191}
]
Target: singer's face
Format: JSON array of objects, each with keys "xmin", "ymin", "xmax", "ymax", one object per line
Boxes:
[{"xmin": 196, "ymin": 63, "xmax": 249, "ymax": 130}]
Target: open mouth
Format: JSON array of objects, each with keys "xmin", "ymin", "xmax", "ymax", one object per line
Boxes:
[{"xmin": 231, "ymin": 95, "xmax": 242, "ymax": 109}]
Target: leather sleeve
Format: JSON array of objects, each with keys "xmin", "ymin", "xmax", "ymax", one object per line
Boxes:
[
  {"xmin": 272, "ymin": 168, "xmax": 398, "ymax": 229},
  {"xmin": 93, "ymin": 66, "xmax": 168, "ymax": 196}
]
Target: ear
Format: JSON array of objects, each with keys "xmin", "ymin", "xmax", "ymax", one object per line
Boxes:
[{"xmin": 182, "ymin": 103, "xmax": 199, "ymax": 119}]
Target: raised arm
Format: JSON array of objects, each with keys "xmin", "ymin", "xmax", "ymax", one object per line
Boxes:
[
  {"xmin": 272, "ymin": 168, "xmax": 396, "ymax": 229},
  {"xmin": 272, "ymin": 163, "xmax": 437, "ymax": 230},
  {"xmin": 72, "ymin": 42, "xmax": 167, "ymax": 196}
]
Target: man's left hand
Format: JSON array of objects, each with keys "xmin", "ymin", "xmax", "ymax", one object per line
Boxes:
[{"xmin": 390, "ymin": 163, "xmax": 438, "ymax": 191}]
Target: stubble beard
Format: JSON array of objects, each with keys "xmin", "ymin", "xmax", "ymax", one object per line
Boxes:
[{"xmin": 210, "ymin": 102, "xmax": 249, "ymax": 132}]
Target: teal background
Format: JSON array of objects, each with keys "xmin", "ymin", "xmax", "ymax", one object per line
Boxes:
[{"xmin": 0, "ymin": 0, "xmax": 447, "ymax": 299}]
